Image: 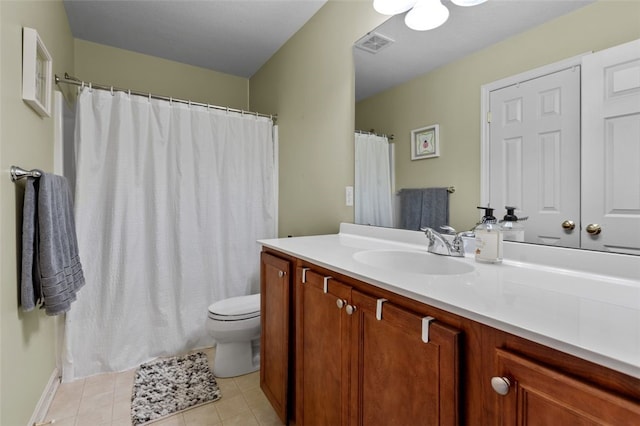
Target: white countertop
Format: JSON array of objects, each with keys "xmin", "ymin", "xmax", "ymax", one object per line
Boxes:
[{"xmin": 259, "ymin": 223, "xmax": 640, "ymax": 379}]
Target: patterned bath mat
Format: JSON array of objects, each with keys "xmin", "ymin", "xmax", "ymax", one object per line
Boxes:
[{"xmin": 131, "ymin": 352, "xmax": 222, "ymax": 425}]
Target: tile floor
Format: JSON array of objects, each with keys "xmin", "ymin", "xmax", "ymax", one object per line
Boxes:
[{"xmin": 44, "ymin": 348, "xmax": 284, "ymax": 426}]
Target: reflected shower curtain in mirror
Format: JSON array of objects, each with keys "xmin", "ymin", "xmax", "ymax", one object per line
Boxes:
[
  {"xmin": 62, "ymin": 89, "xmax": 277, "ymax": 381},
  {"xmin": 354, "ymin": 133, "xmax": 393, "ymax": 227}
]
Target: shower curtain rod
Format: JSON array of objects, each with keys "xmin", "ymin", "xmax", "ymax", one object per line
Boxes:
[
  {"xmin": 55, "ymin": 73, "xmax": 277, "ymax": 121},
  {"xmin": 355, "ymin": 129, "xmax": 395, "ymax": 140}
]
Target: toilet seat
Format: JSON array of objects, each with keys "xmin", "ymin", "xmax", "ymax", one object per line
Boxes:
[{"xmin": 208, "ymin": 293, "xmax": 260, "ymax": 321}]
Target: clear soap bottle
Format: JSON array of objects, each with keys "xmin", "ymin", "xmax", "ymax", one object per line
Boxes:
[
  {"xmin": 475, "ymin": 206, "xmax": 503, "ymax": 264},
  {"xmin": 500, "ymin": 206, "xmax": 526, "ymax": 242}
]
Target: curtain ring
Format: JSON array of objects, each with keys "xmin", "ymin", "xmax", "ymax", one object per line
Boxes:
[
  {"xmin": 89, "ymin": 82, "xmax": 92, "ymax": 92},
  {"xmin": 255, "ymin": 111, "xmax": 259, "ymax": 119},
  {"xmin": 148, "ymin": 93, "xmax": 151, "ymax": 102},
  {"xmin": 110, "ymin": 86, "xmax": 114, "ymax": 96},
  {"xmin": 170, "ymin": 97, "xmax": 173, "ymax": 105},
  {"xmin": 128, "ymin": 89, "xmax": 131, "ymax": 97},
  {"xmin": 188, "ymin": 100, "xmax": 191, "ymax": 108},
  {"xmin": 226, "ymin": 107, "xmax": 229, "ymax": 114}
]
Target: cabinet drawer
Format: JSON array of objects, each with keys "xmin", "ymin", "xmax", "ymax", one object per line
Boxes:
[{"xmin": 494, "ymin": 348, "xmax": 640, "ymax": 425}]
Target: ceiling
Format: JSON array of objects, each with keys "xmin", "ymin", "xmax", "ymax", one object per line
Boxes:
[
  {"xmin": 63, "ymin": 0, "xmax": 328, "ymax": 78},
  {"xmin": 63, "ymin": 0, "xmax": 594, "ymax": 98},
  {"xmin": 354, "ymin": 0, "xmax": 594, "ymax": 101}
]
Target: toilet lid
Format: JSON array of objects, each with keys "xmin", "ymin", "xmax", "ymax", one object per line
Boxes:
[{"xmin": 208, "ymin": 293, "xmax": 260, "ymax": 321}]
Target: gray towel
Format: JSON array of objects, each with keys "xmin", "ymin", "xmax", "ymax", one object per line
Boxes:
[
  {"xmin": 399, "ymin": 188, "xmax": 449, "ymax": 231},
  {"xmin": 21, "ymin": 172, "xmax": 85, "ymax": 315},
  {"xmin": 398, "ymin": 188, "xmax": 424, "ymax": 231},
  {"xmin": 21, "ymin": 177, "xmax": 40, "ymax": 311}
]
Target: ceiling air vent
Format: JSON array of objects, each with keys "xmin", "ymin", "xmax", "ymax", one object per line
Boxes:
[{"xmin": 354, "ymin": 32, "xmax": 394, "ymax": 54}]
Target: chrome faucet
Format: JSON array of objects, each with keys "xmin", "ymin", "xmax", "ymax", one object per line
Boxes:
[{"xmin": 421, "ymin": 226, "xmax": 470, "ymax": 257}]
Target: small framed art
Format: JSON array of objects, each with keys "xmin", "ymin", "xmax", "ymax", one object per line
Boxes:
[
  {"xmin": 411, "ymin": 124, "xmax": 439, "ymax": 160},
  {"xmin": 22, "ymin": 27, "xmax": 52, "ymax": 117}
]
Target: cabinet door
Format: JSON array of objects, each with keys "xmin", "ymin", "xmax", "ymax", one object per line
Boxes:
[
  {"xmin": 493, "ymin": 348, "xmax": 640, "ymax": 425},
  {"xmin": 260, "ymin": 252, "xmax": 291, "ymax": 424},
  {"xmin": 349, "ymin": 290, "xmax": 461, "ymax": 426},
  {"xmin": 296, "ymin": 268, "xmax": 352, "ymax": 426}
]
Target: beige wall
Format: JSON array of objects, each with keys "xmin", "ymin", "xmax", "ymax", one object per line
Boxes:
[
  {"xmin": 250, "ymin": 0, "xmax": 387, "ymax": 237},
  {"xmin": 74, "ymin": 39, "xmax": 249, "ymax": 110},
  {"xmin": 356, "ymin": 0, "xmax": 640, "ymax": 232},
  {"xmin": 0, "ymin": 1, "xmax": 74, "ymax": 425}
]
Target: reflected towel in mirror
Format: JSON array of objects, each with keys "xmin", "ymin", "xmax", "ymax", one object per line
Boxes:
[{"xmin": 398, "ymin": 188, "xmax": 449, "ymax": 231}]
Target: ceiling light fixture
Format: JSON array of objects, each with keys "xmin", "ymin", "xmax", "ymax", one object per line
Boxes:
[
  {"xmin": 373, "ymin": 0, "xmax": 417, "ymax": 16},
  {"xmin": 405, "ymin": 0, "xmax": 450, "ymax": 31},
  {"xmin": 451, "ymin": 0, "xmax": 487, "ymax": 6},
  {"xmin": 373, "ymin": 0, "xmax": 487, "ymax": 31}
]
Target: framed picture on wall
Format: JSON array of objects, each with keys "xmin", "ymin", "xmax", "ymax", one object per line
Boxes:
[
  {"xmin": 22, "ymin": 27, "xmax": 52, "ymax": 118},
  {"xmin": 411, "ymin": 124, "xmax": 439, "ymax": 160}
]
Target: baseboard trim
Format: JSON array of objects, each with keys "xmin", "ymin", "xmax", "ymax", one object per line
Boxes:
[{"xmin": 27, "ymin": 368, "xmax": 60, "ymax": 426}]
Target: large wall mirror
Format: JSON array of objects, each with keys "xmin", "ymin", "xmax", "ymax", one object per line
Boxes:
[{"xmin": 354, "ymin": 0, "xmax": 640, "ymax": 255}]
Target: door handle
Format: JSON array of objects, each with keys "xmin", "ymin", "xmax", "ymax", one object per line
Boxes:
[{"xmin": 586, "ymin": 223, "xmax": 601, "ymax": 235}]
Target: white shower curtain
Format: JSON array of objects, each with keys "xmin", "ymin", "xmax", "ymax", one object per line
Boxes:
[
  {"xmin": 62, "ymin": 89, "xmax": 277, "ymax": 381},
  {"xmin": 354, "ymin": 133, "xmax": 393, "ymax": 227}
]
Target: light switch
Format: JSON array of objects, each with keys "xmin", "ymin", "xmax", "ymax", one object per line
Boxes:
[{"xmin": 345, "ymin": 186, "xmax": 354, "ymax": 206}]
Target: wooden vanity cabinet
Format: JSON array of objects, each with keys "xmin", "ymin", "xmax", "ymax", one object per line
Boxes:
[
  {"xmin": 260, "ymin": 251, "xmax": 293, "ymax": 424},
  {"xmin": 260, "ymin": 249, "xmax": 640, "ymax": 425}
]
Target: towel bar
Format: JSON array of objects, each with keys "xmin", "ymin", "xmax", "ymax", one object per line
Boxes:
[
  {"xmin": 10, "ymin": 165, "xmax": 42, "ymax": 182},
  {"xmin": 397, "ymin": 186, "xmax": 455, "ymax": 194}
]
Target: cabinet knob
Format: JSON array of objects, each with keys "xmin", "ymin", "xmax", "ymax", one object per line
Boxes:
[
  {"xmin": 586, "ymin": 223, "xmax": 601, "ymax": 235},
  {"xmin": 345, "ymin": 304, "xmax": 357, "ymax": 315},
  {"xmin": 561, "ymin": 220, "xmax": 575, "ymax": 231},
  {"xmin": 491, "ymin": 376, "xmax": 511, "ymax": 396},
  {"xmin": 336, "ymin": 299, "xmax": 347, "ymax": 309},
  {"xmin": 278, "ymin": 270, "xmax": 286, "ymax": 278}
]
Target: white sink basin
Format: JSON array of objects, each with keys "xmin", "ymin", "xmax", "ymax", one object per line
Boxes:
[{"xmin": 353, "ymin": 249, "xmax": 475, "ymax": 276}]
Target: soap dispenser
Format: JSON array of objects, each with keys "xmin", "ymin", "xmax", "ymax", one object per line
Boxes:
[
  {"xmin": 500, "ymin": 206, "xmax": 526, "ymax": 242},
  {"xmin": 475, "ymin": 206, "xmax": 503, "ymax": 264}
]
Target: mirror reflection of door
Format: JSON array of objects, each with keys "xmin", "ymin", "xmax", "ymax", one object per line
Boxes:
[
  {"xmin": 489, "ymin": 67, "xmax": 581, "ymax": 248},
  {"xmin": 581, "ymin": 39, "xmax": 640, "ymax": 255}
]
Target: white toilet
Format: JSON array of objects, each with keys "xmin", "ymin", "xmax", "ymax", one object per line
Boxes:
[{"xmin": 207, "ymin": 293, "xmax": 261, "ymax": 378}]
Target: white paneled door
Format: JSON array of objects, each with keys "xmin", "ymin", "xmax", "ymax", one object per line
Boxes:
[
  {"xmin": 489, "ymin": 67, "xmax": 581, "ymax": 247},
  {"xmin": 582, "ymin": 39, "xmax": 640, "ymax": 254}
]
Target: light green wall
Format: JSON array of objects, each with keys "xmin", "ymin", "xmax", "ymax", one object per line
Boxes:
[
  {"xmin": 1, "ymin": 5, "xmax": 251, "ymax": 425},
  {"xmin": 74, "ymin": 39, "xmax": 249, "ymax": 109},
  {"xmin": 0, "ymin": 1, "xmax": 74, "ymax": 425},
  {"xmin": 356, "ymin": 0, "xmax": 640, "ymax": 232},
  {"xmin": 250, "ymin": 0, "xmax": 387, "ymax": 237}
]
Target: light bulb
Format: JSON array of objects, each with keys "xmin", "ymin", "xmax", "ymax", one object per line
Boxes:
[
  {"xmin": 405, "ymin": 0, "xmax": 450, "ymax": 31},
  {"xmin": 373, "ymin": 0, "xmax": 418, "ymax": 16},
  {"xmin": 451, "ymin": 0, "xmax": 487, "ymax": 6}
]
